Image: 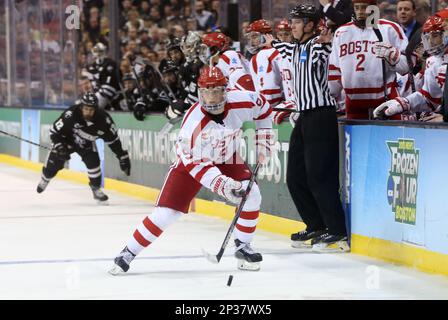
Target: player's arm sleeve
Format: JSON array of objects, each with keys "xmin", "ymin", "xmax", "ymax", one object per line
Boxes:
[
  {"xmin": 328, "ymin": 39, "xmax": 343, "ymax": 98},
  {"xmin": 406, "ymin": 65, "xmax": 441, "ymax": 112},
  {"xmin": 311, "ymin": 40, "xmax": 332, "ymax": 67},
  {"xmin": 388, "ymin": 25, "xmax": 409, "ymax": 75},
  {"xmin": 175, "ymin": 133, "xmax": 223, "ymax": 189},
  {"xmin": 271, "ymin": 40, "xmax": 295, "ymax": 61},
  {"xmin": 103, "ymin": 113, "xmax": 127, "ymax": 157},
  {"xmin": 253, "ymin": 94, "xmax": 273, "ymax": 129},
  {"xmin": 49, "ymin": 111, "xmax": 72, "ymax": 145}
]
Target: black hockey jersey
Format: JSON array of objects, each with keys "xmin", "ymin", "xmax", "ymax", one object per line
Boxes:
[
  {"xmin": 86, "ymin": 58, "xmax": 122, "ymax": 107},
  {"xmin": 50, "ymin": 104, "xmax": 126, "ymax": 157},
  {"xmin": 179, "ymin": 59, "xmax": 203, "ymax": 106}
]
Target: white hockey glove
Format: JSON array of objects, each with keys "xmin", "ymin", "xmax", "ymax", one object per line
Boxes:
[
  {"xmin": 373, "ymin": 97, "xmax": 410, "ymax": 119},
  {"xmin": 373, "ymin": 42, "xmax": 400, "ymax": 66},
  {"xmin": 210, "ymin": 175, "xmax": 243, "ymax": 205},
  {"xmin": 273, "ymin": 101, "xmax": 296, "ymax": 125},
  {"xmin": 256, "ymin": 128, "xmax": 275, "ymax": 165}
]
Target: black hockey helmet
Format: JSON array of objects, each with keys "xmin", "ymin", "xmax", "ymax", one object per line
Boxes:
[
  {"xmin": 80, "ymin": 92, "xmax": 99, "ymax": 108},
  {"xmin": 289, "ymin": 4, "xmax": 320, "ymax": 24}
]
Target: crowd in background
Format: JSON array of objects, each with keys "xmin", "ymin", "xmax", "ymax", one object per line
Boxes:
[
  {"xmin": 78, "ymin": 0, "xmax": 221, "ymax": 76},
  {"xmin": 1, "ymin": 0, "xmax": 448, "ymax": 109}
]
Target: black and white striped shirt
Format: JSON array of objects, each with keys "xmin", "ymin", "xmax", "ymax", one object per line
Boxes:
[{"xmin": 273, "ymin": 37, "xmax": 336, "ymax": 111}]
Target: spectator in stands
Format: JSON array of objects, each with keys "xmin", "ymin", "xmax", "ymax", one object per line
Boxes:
[
  {"xmin": 126, "ymin": 27, "xmax": 141, "ymax": 46},
  {"xmin": 125, "ymin": 9, "xmax": 145, "ymax": 32},
  {"xmin": 149, "ymin": 6, "xmax": 163, "ymax": 27},
  {"xmin": 100, "ymin": 17, "xmax": 110, "ymax": 39},
  {"xmin": 120, "ymin": 58, "xmax": 131, "ymax": 75},
  {"xmin": 42, "ymin": 29, "xmax": 61, "ymax": 54},
  {"xmin": 150, "ymin": 0, "xmax": 164, "ymax": 15},
  {"xmin": 397, "ymin": 0, "xmax": 421, "ymax": 39},
  {"xmin": 210, "ymin": 0, "xmax": 221, "ymax": 23},
  {"xmin": 416, "ymin": 1, "xmax": 431, "ymax": 26},
  {"xmin": 139, "ymin": 29, "xmax": 154, "ymax": 48},
  {"xmin": 140, "ymin": 1, "xmax": 151, "ymax": 20},
  {"xmin": 146, "ymin": 50, "xmax": 159, "ymax": 64},
  {"xmin": 194, "ymin": 0, "xmax": 216, "ymax": 31},
  {"xmin": 120, "ymin": 0, "xmax": 134, "ymax": 28},
  {"xmin": 167, "ymin": 5, "xmax": 183, "ymax": 24},
  {"xmin": 186, "ymin": 16, "xmax": 199, "ymax": 32},
  {"xmin": 170, "ymin": 24, "xmax": 185, "ymax": 39}
]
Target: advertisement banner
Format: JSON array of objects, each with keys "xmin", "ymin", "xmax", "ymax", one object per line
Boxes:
[
  {"xmin": 347, "ymin": 124, "xmax": 448, "ymax": 255},
  {"xmin": 0, "ymin": 108, "xmax": 21, "ymax": 157}
]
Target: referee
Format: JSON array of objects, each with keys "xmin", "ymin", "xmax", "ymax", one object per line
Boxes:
[{"xmin": 269, "ymin": 4, "xmax": 349, "ymax": 252}]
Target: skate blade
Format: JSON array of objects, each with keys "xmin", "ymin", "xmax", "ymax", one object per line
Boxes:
[
  {"xmin": 312, "ymin": 241, "xmax": 350, "ymax": 253},
  {"xmin": 108, "ymin": 264, "xmax": 125, "ymax": 276},
  {"xmin": 96, "ymin": 200, "xmax": 109, "ymax": 206},
  {"xmin": 237, "ymin": 259, "xmax": 260, "ymax": 271},
  {"xmin": 291, "ymin": 240, "xmax": 313, "ymax": 249}
]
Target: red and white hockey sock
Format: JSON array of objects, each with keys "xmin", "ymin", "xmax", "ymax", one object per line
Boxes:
[
  {"xmin": 234, "ymin": 210, "xmax": 259, "ymax": 244},
  {"xmin": 127, "ymin": 207, "xmax": 182, "ymax": 255}
]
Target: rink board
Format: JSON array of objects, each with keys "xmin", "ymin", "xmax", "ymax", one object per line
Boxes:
[
  {"xmin": 1, "ymin": 107, "xmax": 448, "ymax": 276},
  {"xmin": 341, "ymin": 121, "xmax": 448, "ymax": 275}
]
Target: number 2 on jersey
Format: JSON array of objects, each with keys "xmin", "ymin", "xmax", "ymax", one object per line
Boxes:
[{"xmin": 356, "ymin": 54, "xmax": 365, "ymax": 72}]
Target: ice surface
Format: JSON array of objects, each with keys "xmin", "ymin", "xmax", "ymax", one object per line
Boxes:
[{"xmin": 1, "ymin": 163, "xmax": 448, "ymax": 300}]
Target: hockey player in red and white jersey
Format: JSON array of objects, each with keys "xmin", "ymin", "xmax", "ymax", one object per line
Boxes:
[
  {"xmin": 373, "ymin": 15, "xmax": 447, "ymax": 120},
  {"xmin": 271, "ymin": 19, "xmax": 298, "ymax": 124},
  {"xmin": 199, "ymin": 32, "xmax": 254, "ymax": 91},
  {"xmin": 245, "ymin": 19, "xmax": 295, "ymax": 125},
  {"xmin": 110, "ymin": 66, "xmax": 274, "ymax": 274},
  {"xmin": 275, "ymin": 19, "xmax": 294, "ymax": 43},
  {"xmin": 328, "ymin": 0, "xmax": 409, "ymax": 119},
  {"xmin": 246, "ymin": 19, "xmax": 291, "ymax": 106}
]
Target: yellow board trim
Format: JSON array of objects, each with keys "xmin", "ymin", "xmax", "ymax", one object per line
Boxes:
[
  {"xmin": 2, "ymin": 154, "xmax": 448, "ymax": 276},
  {"xmin": 351, "ymin": 234, "xmax": 448, "ymax": 276}
]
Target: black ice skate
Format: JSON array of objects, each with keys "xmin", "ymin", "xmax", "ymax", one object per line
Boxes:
[
  {"xmin": 109, "ymin": 246, "xmax": 136, "ymax": 275},
  {"xmin": 36, "ymin": 176, "xmax": 50, "ymax": 193},
  {"xmin": 290, "ymin": 229, "xmax": 326, "ymax": 249},
  {"xmin": 89, "ymin": 183, "xmax": 109, "ymax": 204},
  {"xmin": 234, "ymin": 239, "xmax": 262, "ymax": 271},
  {"xmin": 312, "ymin": 233, "xmax": 350, "ymax": 253}
]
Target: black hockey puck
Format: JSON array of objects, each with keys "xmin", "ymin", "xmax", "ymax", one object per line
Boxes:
[{"xmin": 227, "ymin": 275, "xmax": 233, "ymax": 286}]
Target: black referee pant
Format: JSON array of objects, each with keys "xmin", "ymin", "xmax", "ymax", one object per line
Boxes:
[{"xmin": 286, "ymin": 106, "xmax": 347, "ymax": 236}]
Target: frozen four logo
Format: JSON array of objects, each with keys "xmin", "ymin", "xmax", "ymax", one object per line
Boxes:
[{"xmin": 386, "ymin": 139, "xmax": 419, "ymax": 225}]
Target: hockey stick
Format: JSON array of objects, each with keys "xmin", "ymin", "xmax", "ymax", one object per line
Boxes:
[
  {"xmin": 128, "ymin": 56, "xmax": 152, "ymax": 107},
  {"xmin": 0, "ymin": 129, "xmax": 51, "ymax": 150},
  {"xmin": 273, "ymin": 107, "xmax": 299, "ymax": 113},
  {"xmin": 372, "ymin": 27, "xmax": 388, "ymax": 120},
  {"xmin": 404, "ymin": 29, "xmax": 422, "ymax": 94},
  {"xmin": 202, "ymin": 162, "xmax": 261, "ymax": 264}
]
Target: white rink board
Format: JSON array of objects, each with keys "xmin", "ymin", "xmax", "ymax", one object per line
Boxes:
[{"xmin": 1, "ymin": 163, "xmax": 448, "ymax": 300}]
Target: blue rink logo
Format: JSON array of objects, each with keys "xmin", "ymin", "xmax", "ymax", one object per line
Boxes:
[{"xmin": 386, "ymin": 139, "xmax": 420, "ymax": 225}]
